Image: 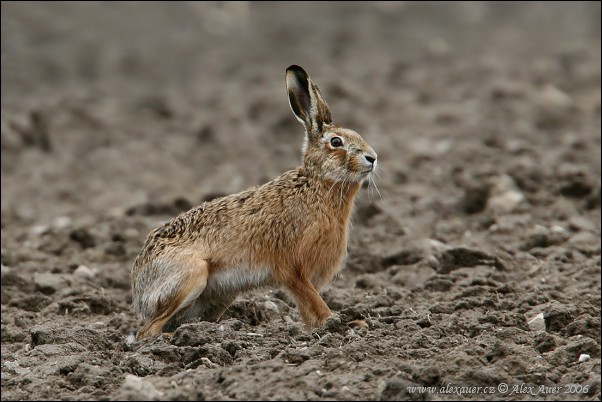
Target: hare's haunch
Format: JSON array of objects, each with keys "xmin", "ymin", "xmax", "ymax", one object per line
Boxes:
[{"xmin": 131, "ymin": 65, "xmax": 378, "ymax": 339}]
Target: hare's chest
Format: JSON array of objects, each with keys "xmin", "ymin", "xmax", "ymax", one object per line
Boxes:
[
  {"xmin": 300, "ymin": 217, "xmax": 350, "ymax": 275},
  {"xmin": 306, "ymin": 234, "xmax": 349, "ymax": 291}
]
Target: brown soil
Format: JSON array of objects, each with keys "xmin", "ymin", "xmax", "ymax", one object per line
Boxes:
[{"xmin": 1, "ymin": 2, "xmax": 600, "ymax": 401}]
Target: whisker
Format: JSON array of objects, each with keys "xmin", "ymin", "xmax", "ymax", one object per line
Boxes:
[
  {"xmin": 338, "ymin": 177, "xmax": 344, "ymax": 209},
  {"xmin": 373, "ymin": 167, "xmax": 383, "ymax": 180},
  {"xmin": 339, "ymin": 176, "xmax": 349, "ymax": 210},
  {"xmin": 370, "ymin": 175, "xmax": 384, "ymax": 203},
  {"xmin": 326, "ymin": 172, "xmax": 344, "ymax": 200}
]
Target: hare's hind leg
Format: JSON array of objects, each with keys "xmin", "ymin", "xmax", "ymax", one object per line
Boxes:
[{"xmin": 137, "ymin": 257, "xmax": 209, "ymax": 339}]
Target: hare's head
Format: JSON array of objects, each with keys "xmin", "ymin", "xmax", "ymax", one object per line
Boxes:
[{"xmin": 286, "ymin": 65, "xmax": 377, "ymax": 183}]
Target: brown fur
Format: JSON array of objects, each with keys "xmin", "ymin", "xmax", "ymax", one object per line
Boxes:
[
  {"xmin": 131, "ymin": 65, "xmax": 377, "ymax": 338},
  {"xmin": 136, "ymin": 253, "xmax": 208, "ymax": 339}
]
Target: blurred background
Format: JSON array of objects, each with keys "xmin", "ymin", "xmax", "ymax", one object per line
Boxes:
[
  {"xmin": 1, "ymin": 4, "xmax": 601, "ymax": 400},
  {"xmin": 1, "ymin": 1, "xmax": 600, "ymax": 225}
]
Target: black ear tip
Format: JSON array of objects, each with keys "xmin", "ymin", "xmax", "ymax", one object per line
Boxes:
[
  {"xmin": 286, "ymin": 65, "xmax": 309, "ymax": 79},
  {"xmin": 286, "ymin": 65, "xmax": 305, "ymax": 73}
]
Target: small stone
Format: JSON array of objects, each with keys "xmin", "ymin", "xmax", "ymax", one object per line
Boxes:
[
  {"xmin": 420, "ymin": 238, "xmax": 452, "ymax": 253},
  {"xmin": 53, "ymin": 216, "xmax": 72, "ymax": 229},
  {"xmin": 33, "ymin": 273, "xmax": 70, "ymax": 295},
  {"xmin": 424, "ymin": 255, "xmax": 440, "ymax": 268},
  {"xmin": 568, "ymin": 216, "xmax": 596, "ymax": 232},
  {"xmin": 578, "ymin": 354, "xmax": 590, "ymax": 363},
  {"xmin": 534, "ymin": 84, "xmax": 574, "ymax": 128},
  {"xmin": 568, "ymin": 232, "xmax": 599, "ymax": 247},
  {"xmin": 550, "ymin": 225, "xmax": 568, "ymax": 233},
  {"xmin": 538, "ymin": 85, "xmax": 573, "ymax": 109},
  {"xmin": 73, "ymin": 265, "xmax": 96, "ymax": 279},
  {"xmin": 30, "ymin": 225, "xmax": 49, "ymax": 235},
  {"xmin": 528, "ymin": 313, "xmax": 546, "ymax": 331},
  {"xmin": 487, "ymin": 175, "xmax": 525, "ymax": 213},
  {"xmin": 263, "ymin": 300, "xmax": 279, "ymax": 312},
  {"xmin": 115, "ymin": 374, "xmax": 164, "ymax": 401},
  {"xmin": 201, "ymin": 357, "xmax": 219, "ymax": 369}
]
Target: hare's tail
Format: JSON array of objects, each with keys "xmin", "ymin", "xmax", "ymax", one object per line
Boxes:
[{"xmin": 132, "ymin": 254, "xmax": 209, "ymax": 339}]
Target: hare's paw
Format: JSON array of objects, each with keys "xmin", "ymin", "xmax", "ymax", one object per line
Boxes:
[{"xmin": 318, "ymin": 312, "xmax": 348, "ymax": 334}]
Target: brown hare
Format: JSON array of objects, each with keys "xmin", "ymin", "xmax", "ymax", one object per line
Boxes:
[{"xmin": 131, "ymin": 65, "xmax": 378, "ymax": 339}]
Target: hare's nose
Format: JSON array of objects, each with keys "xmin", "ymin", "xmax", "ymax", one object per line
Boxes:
[{"xmin": 364, "ymin": 155, "xmax": 376, "ymax": 165}]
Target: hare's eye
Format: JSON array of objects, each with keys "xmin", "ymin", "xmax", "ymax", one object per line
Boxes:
[{"xmin": 330, "ymin": 137, "xmax": 343, "ymax": 147}]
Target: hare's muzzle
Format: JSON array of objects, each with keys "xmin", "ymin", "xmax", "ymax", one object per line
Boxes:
[{"xmin": 360, "ymin": 152, "xmax": 377, "ymax": 173}]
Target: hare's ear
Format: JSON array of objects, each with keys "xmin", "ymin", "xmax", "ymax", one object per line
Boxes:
[{"xmin": 286, "ymin": 65, "xmax": 332, "ymax": 141}]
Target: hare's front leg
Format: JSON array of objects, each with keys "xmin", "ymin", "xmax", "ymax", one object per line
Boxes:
[
  {"xmin": 282, "ymin": 272, "xmax": 332, "ymax": 329},
  {"xmin": 204, "ymin": 294, "xmax": 237, "ymax": 321},
  {"xmin": 137, "ymin": 257, "xmax": 209, "ymax": 339}
]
